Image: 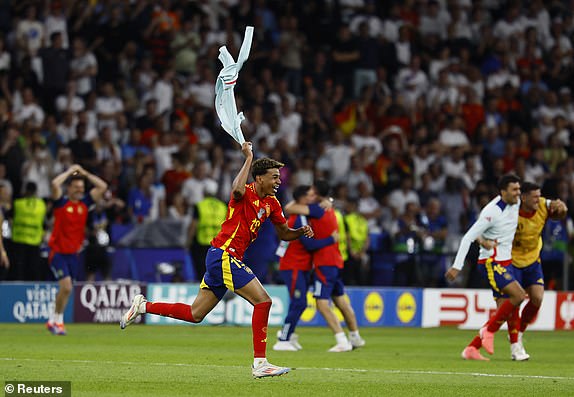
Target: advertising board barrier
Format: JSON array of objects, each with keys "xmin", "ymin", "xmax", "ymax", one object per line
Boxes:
[
  {"xmin": 0, "ymin": 282, "xmax": 73, "ymax": 323},
  {"xmin": 73, "ymin": 282, "xmax": 147, "ymax": 323},
  {"xmin": 422, "ymin": 288, "xmax": 556, "ymax": 330}
]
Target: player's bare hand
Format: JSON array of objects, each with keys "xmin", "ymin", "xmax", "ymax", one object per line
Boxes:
[
  {"xmin": 331, "ymin": 231, "xmax": 339, "ymax": 243},
  {"xmin": 69, "ymin": 164, "xmax": 82, "ymax": 174},
  {"xmin": 445, "ymin": 267, "xmax": 460, "ymax": 282},
  {"xmin": 241, "ymin": 142, "xmax": 253, "ymax": 158},
  {"xmin": 549, "ymin": 199, "xmax": 568, "ymax": 219},
  {"xmin": 319, "ymin": 197, "xmax": 333, "ymax": 210},
  {"xmin": 76, "ymin": 165, "xmax": 89, "ymax": 176},
  {"xmin": 477, "ymin": 237, "xmax": 497, "ymax": 250},
  {"xmin": 300, "ymin": 224, "xmax": 314, "ymax": 238}
]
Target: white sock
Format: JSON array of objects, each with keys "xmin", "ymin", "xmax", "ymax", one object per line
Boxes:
[
  {"xmin": 335, "ymin": 332, "xmax": 348, "ymax": 345},
  {"xmin": 55, "ymin": 312, "xmax": 64, "ymax": 324},
  {"xmin": 49, "ymin": 312, "xmax": 55, "ymax": 323},
  {"xmin": 253, "ymin": 358, "xmax": 267, "ymax": 367},
  {"xmin": 349, "ymin": 330, "xmax": 360, "ymax": 339},
  {"xmin": 139, "ymin": 301, "xmax": 147, "ymax": 313}
]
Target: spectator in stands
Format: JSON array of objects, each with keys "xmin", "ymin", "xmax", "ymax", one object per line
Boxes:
[
  {"xmin": 68, "ymin": 122, "xmax": 97, "ymax": 171},
  {"xmin": 13, "ymin": 88, "xmax": 44, "ymax": 127},
  {"xmin": 56, "ymin": 80, "xmax": 85, "ymax": 116},
  {"xmin": 39, "ymin": 31, "xmax": 69, "ymax": 114},
  {"xmin": 160, "ymin": 151, "xmax": 190, "ymax": 204},
  {"xmin": 22, "ymin": 143, "xmax": 53, "ymax": 199},
  {"xmin": 95, "ymin": 82, "xmax": 124, "ymax": 131},
  {"xmin": 127, "ymin": 165, "xmax": 166, "ymax": 224},
  {"xmin": 16, "ymin": 5, "xmax": 44, "ymax": 58},
  {"xmin": 388, "ymin": 176, "xmax": 419, "ymax": 216}
]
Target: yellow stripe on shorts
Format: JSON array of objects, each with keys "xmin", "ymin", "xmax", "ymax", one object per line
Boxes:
[
  {"xmin": 485, "ymin": 258, "xmax": 501, "ymax": 294},
  {"xmin": 200, "ymin": 277, "xmax": 208, "ymax": 290},
  {"xmin": 221, "ymin": 251, "xmax": 234, "ymax": 291}
]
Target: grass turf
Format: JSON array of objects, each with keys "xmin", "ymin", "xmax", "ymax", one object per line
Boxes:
[{"xmin": 1, "ymin": 324, "xmax": 573, "ymax": 396}]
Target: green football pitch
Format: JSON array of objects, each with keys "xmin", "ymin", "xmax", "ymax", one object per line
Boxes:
[{"xmin": 1, "ymin": 324, "xmax": 573, "ymax": 396}]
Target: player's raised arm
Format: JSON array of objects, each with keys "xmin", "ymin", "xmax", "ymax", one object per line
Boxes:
[
  {"xmin": 51, "ymin": 164, "xmax": 81, "ymax": 200},
  {"xmin": 284, "ymin": 202, "xmax": 327, "ymax": 219},
  {"xmin": 285, "ymin": 198, "xmax": 333, "ymax": 216},
  {"xmin": 231, "ymin": 142, "xmax": 253, "ymax": 200},
  {"xmin": 284, "ymin": 200, "xmax": 310, "ymax": 215},
  {"xmin": 76, "ymin": 165, "xmax": 108, "ymax": 202}
]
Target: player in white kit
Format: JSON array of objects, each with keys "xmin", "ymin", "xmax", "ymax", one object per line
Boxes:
[{"xmin": 445, "ymin": 174, "xmax": 525, "ymax": 361}]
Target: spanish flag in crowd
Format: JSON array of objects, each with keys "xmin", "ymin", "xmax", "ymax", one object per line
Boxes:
[{"xmin": 334, "ymin": 103, "xmax": 357, "ymax": 135}]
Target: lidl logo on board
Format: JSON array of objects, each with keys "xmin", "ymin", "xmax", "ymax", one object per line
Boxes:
[
  {"xmin": 364, "ymin": 292, "xmax": 384, "ymax": 323},
  {"xmin": 396, "ymin": 292, "xmax": 416, "ymax": 324}
]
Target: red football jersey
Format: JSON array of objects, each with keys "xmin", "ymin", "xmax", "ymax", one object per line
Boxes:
[
  {"xmin": 310, "ymin": 208, "xmax": 343, "ymax": 268},
  {"xmin": 211, "ymin": 183, "xmax": 286, "ymax": 260},
  {"xmin": 49, "ymin": 196, "xmax": 93, "ymax": 254},
  {"xmin": 278, "ymin": 215, "xmax": 312, "ymax": 271}
]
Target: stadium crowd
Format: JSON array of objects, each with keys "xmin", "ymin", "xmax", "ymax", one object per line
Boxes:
[{"xmin": 0, "ymin": 0, "xmax": 572, "ymax": 288}]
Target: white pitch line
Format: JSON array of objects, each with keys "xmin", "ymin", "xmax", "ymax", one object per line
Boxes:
[{"xmin": 1, "ymin": 357, "xmax": 573, "ymax": 381}]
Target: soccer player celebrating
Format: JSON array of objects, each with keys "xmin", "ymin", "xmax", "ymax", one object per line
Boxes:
[
  {"xmin": 504, "ymin": 181, "xmax": 568, "ymax": 360},
  {"xmin": 445, "ymin": 174, "xmax": 524, "ymax": 361},
  {"xmin": 286, "ymin": 180, "xmax": 365, "ymax": 352},
  {"xmin": 121, "ymin": 142, "xmax": 314, "ymax": 378},
  {"xmin": 47, "ymin": 164, "xmax": 108, "ymax": 335},
  {"xmin": 274, "ymin": 185, "xmax": 339, "ymax": 351}
]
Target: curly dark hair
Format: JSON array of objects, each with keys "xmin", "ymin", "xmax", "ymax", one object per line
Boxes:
[
  {"xmin": 251, "ymin": 158, "xmax": 284, "ymax": 180},
  {"xmin": 497, "ymin": 173, "xmax": 521, "ymax": 191},
  {"xmin": 521, "ymin": 181, "xmax": 540, "ymax": 194}
]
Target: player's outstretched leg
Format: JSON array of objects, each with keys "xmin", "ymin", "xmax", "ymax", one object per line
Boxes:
[{"xmin": 121, "ymin": 288, "xmax": 219, "ymax": 329}]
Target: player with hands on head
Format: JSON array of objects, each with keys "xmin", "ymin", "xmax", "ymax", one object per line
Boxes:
[{"xmin": 47, "ymin": 164, "xmax": 108, "ymax": 335}]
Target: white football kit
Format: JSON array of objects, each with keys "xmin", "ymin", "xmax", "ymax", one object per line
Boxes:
[{"xmin": 452, "ymin": 195, "xmax": 520, "ymax": 270}]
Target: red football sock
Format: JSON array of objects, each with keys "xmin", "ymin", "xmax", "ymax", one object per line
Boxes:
[
  {"xmin": 519, "ymin": 301, "xmax": 540, "ymax": 332},
  {"xmin": 469, "ymin": 335, "xmax": 482, "ymax": 349},
  {"xmin": 507, "ymin": 306, "xmax": 520, "ymax": 343},
  {"xmin": 146, "ymin": 302, "xmax": 198, "ymax": 323},
  {"xmin": 252, "ymin": 301, "xmax": 272, "ymax": 358},
  {"xmin": 486, "ymin": 300, "xmax": 516, "ymax": 333}
]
